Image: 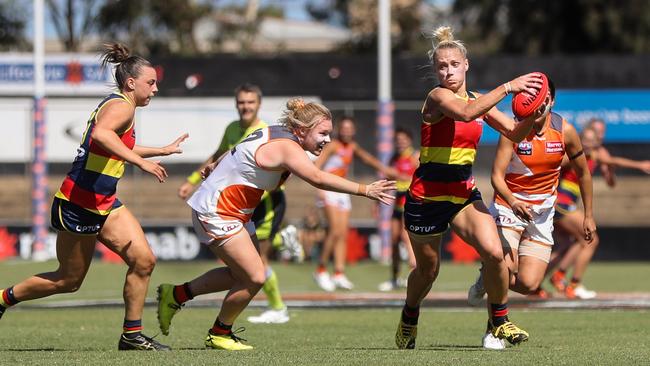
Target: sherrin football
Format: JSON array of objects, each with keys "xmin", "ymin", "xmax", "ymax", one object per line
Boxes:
[{"xmin": 511, "ymin": 72, "xmax": 549, "ymax": 120}]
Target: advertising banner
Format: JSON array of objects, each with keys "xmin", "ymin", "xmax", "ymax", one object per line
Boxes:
[
  {"xmin": 480, "ymin": 90, "xmax": 650, "ymax": 144},
  {"xmin": 0, "ymin": 53, "xmax": 114, "ymax": 96}
]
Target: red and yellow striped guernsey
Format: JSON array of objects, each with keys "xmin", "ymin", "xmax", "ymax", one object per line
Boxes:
[
  {"xmin": 409, "ymin": 91, "xmax": 483, "ymax": 204},
  {"xmin": 55, "ymin": 93, "xmax": 135, "ymax": 215}
]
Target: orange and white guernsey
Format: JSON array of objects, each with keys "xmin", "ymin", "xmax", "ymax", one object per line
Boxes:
[
  {"xmin": 187, "ymin": 125, "xmax": 296, "ymax": 223},
  {"xmin": 321, "ymin": 141, "xmax": 354, "ymax": 177},
  {"xmin": 494, "ymin": 112, "xmax": 566, "ymax": 209}
]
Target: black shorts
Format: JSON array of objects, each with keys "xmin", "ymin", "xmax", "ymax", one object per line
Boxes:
[
  {"xmin": 404, "ymin": 189, "xmax": 483, "ymax": 236},
  {"xmin": 50, "ymin": 196, "xmax": 122, "ymax": 235},
  {"xmin": 251, "ymin": 189, "xmax": 286, "ymax": 241}
]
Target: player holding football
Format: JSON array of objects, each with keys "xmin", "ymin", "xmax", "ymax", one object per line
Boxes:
[{"xmin": 394, "ymin": 25, "xmax": 544, "ymax": 350}]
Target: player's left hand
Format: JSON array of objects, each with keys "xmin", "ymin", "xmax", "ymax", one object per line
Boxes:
[
  {"xmin": 583, "ymin": 215, "xmax": 597, "ymax": 243},
  {"xmin": 162, "ymin": 133, "xmax": 189, "ymax": 156}
]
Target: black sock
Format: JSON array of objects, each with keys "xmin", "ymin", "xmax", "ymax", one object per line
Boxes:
[
  {"xmin": 401, "ymin": 302, "xmax": 420, "ymax": 325},
  {"xmin": 490, "ymin": 303, "xmax": 509, "ymax": 327},
  {"xmin": 210, "ymin": 318, "xmax": 232, "ymax": 335},
  {"xmin": 1, "ymin": 287, "xmax": 20, "ymax": 307}
]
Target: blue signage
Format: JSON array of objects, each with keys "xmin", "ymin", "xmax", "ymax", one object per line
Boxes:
[
  {"xmin": 0, "ymin": 63, "xmax": 109, "ymax": 83},
  {"xmin": 480, "ymin": 90, "xmax": 650, "ymax": 144}
]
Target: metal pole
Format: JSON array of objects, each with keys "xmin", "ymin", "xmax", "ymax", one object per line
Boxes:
[
  {"xmin": 31, "ymin": 0, "xmax": 49, "ymax": 261},
  {"xmin": 377, "ymin": 0, "xmax": 394, "ymax": 262}
]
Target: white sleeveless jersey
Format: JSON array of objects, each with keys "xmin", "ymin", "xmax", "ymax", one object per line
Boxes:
[{"xmin": 187, "ymin": 126, "xmax": 297, "ymax": 222}]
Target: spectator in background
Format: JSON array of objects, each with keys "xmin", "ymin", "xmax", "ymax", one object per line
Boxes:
[
  {"xmin": 548, "ymin": 119, "xmax": 650, "ymax": 299},
  {"xmin": 312, "ymin": 116, "xmax": 405, "ymax": 292},
  {"xmin": 378, "ymin": 127, "xmax": 419, "ymax": 292},
  {"xmin": 297, "ymin": 206, "xmax": 326, "ymax": 262}
]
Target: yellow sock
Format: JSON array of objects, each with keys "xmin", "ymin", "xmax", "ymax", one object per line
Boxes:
[{"xmin": 262, "ymin": 268, "xmax": 285, "ymax": 310}]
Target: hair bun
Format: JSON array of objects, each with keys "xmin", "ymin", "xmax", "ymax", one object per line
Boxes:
[{"xmin": 286, "ymin": 97, "xmax": 306, "ymax": 111}]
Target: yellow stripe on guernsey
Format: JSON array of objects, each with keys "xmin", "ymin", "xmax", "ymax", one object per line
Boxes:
[
  {"xmin": 396, "ymin": 180, "xmax": 411, "ymax": 191},
  {"xmin": 559, "ymin": 180, "xmax": 580, "ymax": 196},
  {"xmin": 85, "ymin": 152, "xmax": 126, "ymax": 178},
  {"xmin": 420, "ymin": 146, "xmax": 476, "ymax": 165},
  {"xmin": 419, "ymin": 194, "xmax": 468, "ymax": 205}
]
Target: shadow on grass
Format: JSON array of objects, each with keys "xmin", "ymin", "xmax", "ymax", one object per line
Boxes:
[{"xmin": 4, "ymin": 348, "xmax": 64, "ymax": 352}]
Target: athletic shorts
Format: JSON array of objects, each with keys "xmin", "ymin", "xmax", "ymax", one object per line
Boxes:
[
  {"xmin": 191, "ymin": 209, "xmax": 255, "ymax": 246},
  {"xmin": 316, "ymin": 190, "xmax": 351, "ymax": 211},
  {"xmin": 50, "ymin": 196, "xmax": 122, "ymax": 235},
  {"xmin": 490, "ymin": 201, "xmax": 554, "ymax": 262},
  {"xmin": 404, "ymin": 189, "xmax": 483, "ymax": 236},
  {"xmin": 251, "ymin": 189, "xmax": 286, "ymax": 242}
]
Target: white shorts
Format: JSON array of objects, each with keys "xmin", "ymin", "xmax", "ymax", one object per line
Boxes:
[
  {"xmin": 192, "ymin": 209, "xmax": 255, "ymax": 246},
  {"xmin": 316, "ymin": 190, "xmax": 351, "ymax": 211},
  {"xmin": 489, "ymin": 201, "xmax": 555, "ymax": 262}
]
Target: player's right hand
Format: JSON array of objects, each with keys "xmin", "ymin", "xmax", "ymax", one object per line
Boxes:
[
  {"xmin": 365, "ymin": 179, "xmax": 396, "ymax": 205},
  {"xmin": 509, "ymin": 72, "xmax": 543, "ymax": 96},
  {"xmin": 511, "ymin": 200, "xmax": 533, "ymax": 222}
]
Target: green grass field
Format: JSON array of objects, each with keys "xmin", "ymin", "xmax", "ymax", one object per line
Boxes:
[{"xmin": 1, "ymin": 260, "xmax": 649, "ymax": 365}]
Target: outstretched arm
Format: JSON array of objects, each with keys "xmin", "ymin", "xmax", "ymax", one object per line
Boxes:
[
  {"xmin": 258, "ymin": 141, "xmax": 396, "ymax": 204},
  {"xmin": 92, "ymin": 101, "xmax": 167, "ymax": 182},
  {"xmin": 565, "ymin": 123, "xmax": 596, "ymax": 243},
  {"xmin": 353, "ymin": 143, "xmax": 406, "ymax": 180},
  {"xmin": 425, "ymin": 72, "xmax": 542, "ymax": 124},
  {"xmin": 597, "ymin": 146, "xmax": 650, "ymax": 174},
  {"xmin": 134, "ymin": 133, "xmax": 189, "ymax": 158},
  {"xmin": 178, "ymin": 134, "xmax": 230, "ymax": 199}
]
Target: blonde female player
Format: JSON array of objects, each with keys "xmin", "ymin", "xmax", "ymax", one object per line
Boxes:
[
  {"xmin": 394, "ymin": 25, "xmax": 544, "ymax": 350},
  {"xmin": 0, "ymin": 43, "xmax": 188, "ymax": 351},
  {"xmin": 468, "ymin": 80, "xmax": 595, "ymax": 349},
  {"xmin": 156, "ymin": 98, "xmax": 395, "ymax": 350}
]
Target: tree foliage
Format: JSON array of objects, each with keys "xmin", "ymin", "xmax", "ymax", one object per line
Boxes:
[
  {"xmin": 307, "ymin": 0, "xmax": 430, "ymax": 54},
  {"xmin": 453, "ymin": 0, "xmax": 650, "ymax": 54},
  {"xmin": 0, "ymin": 2, "xmax": 28, "ymax": 51},
  {"xmin": 97, "ymin": 0, "xmax": 212, "ymax": 56},
  {"xmin": 45, "ymin": 0, "xmax": 98, "ymax": 52}
]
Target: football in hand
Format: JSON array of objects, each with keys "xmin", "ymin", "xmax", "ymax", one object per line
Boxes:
[{"xmin": 511, "ymin": 72, "xmax": 549, "ymax": 120}]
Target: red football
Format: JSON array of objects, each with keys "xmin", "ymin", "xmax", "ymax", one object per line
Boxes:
[{"xmin": 511, "ymin": 72, "xmax": 549, "ymax": 120}]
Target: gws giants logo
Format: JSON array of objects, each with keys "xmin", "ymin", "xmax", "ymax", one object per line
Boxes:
[{"xmin": 516, "ymin": 141, "xmax": 533, "ymax": 155}]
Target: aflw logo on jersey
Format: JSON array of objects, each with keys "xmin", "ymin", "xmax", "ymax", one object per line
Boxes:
[
  {"xmin": 516, "ymin": 141, "xmax": 533, "ymax": 155},
  {"xmin": 545, "ymin": 141, "xmax": 563, "ymax": 154}
]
